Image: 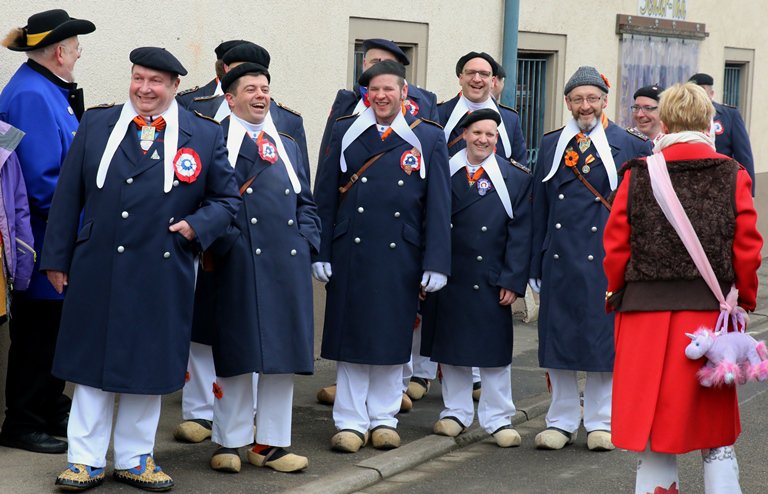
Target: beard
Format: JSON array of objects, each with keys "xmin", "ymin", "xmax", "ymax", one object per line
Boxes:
[{"xmin": 576, "ymin": 114, "xmax": 598, "ymax": 132}]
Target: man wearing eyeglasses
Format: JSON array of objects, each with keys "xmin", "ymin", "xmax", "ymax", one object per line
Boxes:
[
  {"xmin": 630, "ymin": 85, "xmax": 664, "ymax": 141},
  {"xmin": 529, "ymin": 66, "xmax": 651, "ymax": 452},
  {"xmin": 689, "ymin": 73, "xmax": 755, "ymax": 194},
  {"xmin": 0, "ymin": 8, "xmax": 95, "ymax": 455},
  {"xmin": 438, "ymin": 51, "xmax": 527, "ymax": 166}
]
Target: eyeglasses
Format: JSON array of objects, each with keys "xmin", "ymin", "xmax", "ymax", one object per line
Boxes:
[
  {"xmin": 463, "ymin": 69, "xmax": 492, "ymax": 79},
  {"xmin": 568, "ymin": 95, "xmax": 603, "ymax": 105},
  {"xmin": 631, "ymin": 105, "xmax": 658, "ymax": 113}
]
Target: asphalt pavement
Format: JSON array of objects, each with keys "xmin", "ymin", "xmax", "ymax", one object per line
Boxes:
[{"xmin": 1, "ymin": 263, "xmax": 767, "ymax": 494}]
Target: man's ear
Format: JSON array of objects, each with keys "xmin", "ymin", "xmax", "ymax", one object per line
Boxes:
[{"xmin": 402, "ymin": 80, "xmax": 409, "ymax": 101}]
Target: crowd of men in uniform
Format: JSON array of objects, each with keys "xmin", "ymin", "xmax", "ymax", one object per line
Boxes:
[{"xmin": 0, "ymin": 8, "xmax": 756, "ymax": 493}]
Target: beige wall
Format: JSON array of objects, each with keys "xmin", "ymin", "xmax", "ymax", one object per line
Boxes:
[
  {"xmin": 0, "ymin": 0, "xmax": 503, "ymax": 176},
  {"xmin": 3, "ymin": 1, "xmax": 765, "ymax": 175}
]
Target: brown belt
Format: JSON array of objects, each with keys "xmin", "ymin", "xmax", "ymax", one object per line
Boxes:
[
  {"xmin": 569, "ymin": 165, "xmax": 611, "ymax": 211},
  {"xmin": 447, "ymin": 134, "xmax": 463, "ymax": 148},
  {"xmin": 338, "ymin": 119, "xmax": 423, "ymax": 197}
]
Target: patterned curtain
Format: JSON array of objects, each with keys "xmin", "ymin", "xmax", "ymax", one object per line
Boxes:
[{"xmin": 617, "ymin": 34, "xmax": 700, "ymax": 128}]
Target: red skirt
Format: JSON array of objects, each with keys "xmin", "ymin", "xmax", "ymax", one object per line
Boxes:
[{"xmin": 612, "ymin": 310, "xmax": 740, "ymax": 454}]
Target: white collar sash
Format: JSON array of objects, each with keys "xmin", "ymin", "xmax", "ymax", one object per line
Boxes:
[
  {"xmin": 213, "ymin": 98, "xmax": 231, "ymax": 123},
  {"xmin": 443, "ymin": 95, "xmax": 511, "ymax": 159},
  {"xmin": 340, "ymin": 107, "xmax": 426, "ymax": 179},
  {"xmin": 97, "ymin": 99, "xmax": 179, "ymax": 193},
  {"xmin": 542, "ymin": 118, "xmax": 617, "ymax": 190},
  {"xmin": 226, "ymin": 112, "xmax": 301, "ymax": 193},
  {"xmin": 449, "ymin": 149, "xmax": 514, "ymax": 219}
]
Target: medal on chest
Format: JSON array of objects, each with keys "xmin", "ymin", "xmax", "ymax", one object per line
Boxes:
[
  {"xmin": 583, "ymin": 154, "xmax": 595, "ymax": 174},
  {"xmin": 576, "ymin": 132, "xmax": 591, "ymax": 153},
  {"xmin": 400, "ymin": 148, "xmax": 421, "ymax": 175},
  {"xmin": 404, "ymin": 98, "xmax": 420, "ymax": 116},
  {"xmin": 173, "ymin": 148, "xmax": 202, "ymax": 183},
  {"xmin": 476, "ymin": 178, "xmax": 492, "ymax": 196},
  {"xmin": 139, "ymin": 126, "xmax": 156, "ymax": 151}
]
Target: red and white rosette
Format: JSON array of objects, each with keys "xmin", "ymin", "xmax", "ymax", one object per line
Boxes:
[
  {"xmin": 173, "ymin": 147, "xmax": 202, "ymax": 183},
  {"xmin": 404, "ymin": 98, "xmax": 420, "ymax": 116},
  {"xmin": 258, "ymin": 140, "xmax": 279, "ymax": 164}
]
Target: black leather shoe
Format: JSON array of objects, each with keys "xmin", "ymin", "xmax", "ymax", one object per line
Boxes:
[{"xmin": 0, "ymin": 431, "xmax": 67, "ymax": 454}]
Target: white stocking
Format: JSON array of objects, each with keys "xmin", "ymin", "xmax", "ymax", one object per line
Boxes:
[
  {"xmin": 635, "ymin": 447, "xmax": 678, "ymax": 494},
  {"xmin": 702, "ymin": 446, "xmax": 741, "ymax": 494}
]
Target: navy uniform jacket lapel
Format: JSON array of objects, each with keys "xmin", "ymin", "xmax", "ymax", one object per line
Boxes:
[
  {"xmin": 453, "ymin": 168, "xmax": 496, "ymax": 215},
  {"xmin": 115, "ymin": 115, "xmax": 141, "ymax": 168}
]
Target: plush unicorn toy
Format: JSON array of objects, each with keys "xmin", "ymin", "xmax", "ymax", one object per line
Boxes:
[{"xmin": 685, "ymin": 328, "xmax": 768, "ymax": 387}]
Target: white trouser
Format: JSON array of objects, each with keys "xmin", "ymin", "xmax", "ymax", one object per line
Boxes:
[
  {"xmin": 181, "ymin": 342, "xmax": 259, "ymax": 420},
  {"xmin": 181, "ymin": 342, "xmax": 216, "ymax": 420},
  {"xmin": 402, "ymin": 320, "xmax": 438, "ymax": 390},
  {"xmin": 334, "ymin": 362, "xmax": 401, "ymax": 433},
  {"xmin": 440, "ymin": 364, "xmax": 515, "ymax": 434},
  {"xmin": 544, "ymin": 369, "xmax": 612, "ymax": 433},
  {"xmin": 212, "ymin": 373, "xmax": 293, "ymax": 448},
  {"xmin": 67, "ymin": 384, "xmax": 161, "ymax": 470},
  {"xmin": 635, "ymin": 445, "xmax": 741, "ymax": 494}
]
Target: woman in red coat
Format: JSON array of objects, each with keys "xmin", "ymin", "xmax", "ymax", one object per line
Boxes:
[{"xmin": 603, "ymin": 83, "xmax": 762, "ymax": 494}]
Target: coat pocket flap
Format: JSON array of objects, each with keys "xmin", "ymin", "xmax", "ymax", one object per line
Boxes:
[
  {"xmin": 402, "ymin": 223, "xmax": 422, "ymax": 247},
  {"xmin": 332, "ymin": 218, "xmax": 350, "ymax": 240},
  {"xmin": 76, "ymin": 221, "xmax": 93, "ymax": 243}
]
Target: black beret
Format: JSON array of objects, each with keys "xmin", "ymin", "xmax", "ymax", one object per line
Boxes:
[
  {"xmin": 362, "ymin": 38, "xmax": 410, "ymax": 66},
  {"xmin": 214, "ymin": 39, "xmax": 248, "ymax": 60},
  {"xmin": 4, "ymin": 9, "xmax": 95, "ymax": 52},
  {"xmin": 457, "ymin": 108, "xmax": 501, "ymax": 129},
  {"xmin": 222, "ymin": 42, "xmax": 271, "ymax": 68},
  {"xmin": 357, "ymin": 60, "xmax": 406, "ymax": 87},
  {"xmin": 455, "ymin": 51, "xmax": 499, "ymax": 77},
  {"xmin": 129, "ymin": 47, "xmax": 187, "ymax": 76},
  {"xmin": 495, "ymin": 63, "xmax": 506, "ymax": 79},
  {"xmin": 633, "ymin": 84, "xmax": 664, "ymax": 101},
  {"xmin": 221, "ymin": 62, "xmax": 270, "ymax": 94},
  {"xmin": 689, "ymin": 73, "xmax": 714, "ymax": 86}
]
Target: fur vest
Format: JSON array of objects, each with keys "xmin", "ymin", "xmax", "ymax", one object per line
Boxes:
[{"xmin": 617, "ymin": 157, "xmax": 738, "ymax": 311}]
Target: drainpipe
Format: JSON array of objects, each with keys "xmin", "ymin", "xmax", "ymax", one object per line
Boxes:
[{"xmin": 501, "ymin": 0, "xmax": 520, "ymax": 107}]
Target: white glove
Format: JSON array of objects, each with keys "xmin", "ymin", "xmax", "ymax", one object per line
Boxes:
[
  {"xmin": 312, "ymin": 262, "xmax": 332, "ymax": 282},
  {"xmin": 421, "ymin": 271, "xmax": 447, "ymax": 292},
  {"xmin": 528, "ymin": 278, "xmax": 541, "ymax": 294}
]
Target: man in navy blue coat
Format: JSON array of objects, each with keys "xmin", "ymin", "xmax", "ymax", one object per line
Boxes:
[
  {"xmin": 529, "ymin": 66, "xmax": 651, "ymax": 453},
  {"xmin": 313, "ymin": 61, "xmax": 451, "ymax": 453},
  {"xmin": 41, "ymin": 47, "xmax": 240, "ymax": 491},
  {"xmin": 420, "ymin": 109, "xmax": 532, "ymax": 448},
  {"xmin": 438, "ymin": 51, "xmax": 527, "ymax": 166},
  {"xmin": 315, "ymin": 39, "xmax": 441, "ymax": 409},
  {"xmin": 173, "ymin": 41, "xmax": 312, "ymax": 444},
  {"xmin": 689, "ymin": 73, "xmax": 755, "ymax": 194},
  {"xmin": 201, "ymin": 62, "xmax": 320, "ymax": 475},
  {"xmin": 0, "ymin": 8, "xmax": 95, "ymax": 455}
]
